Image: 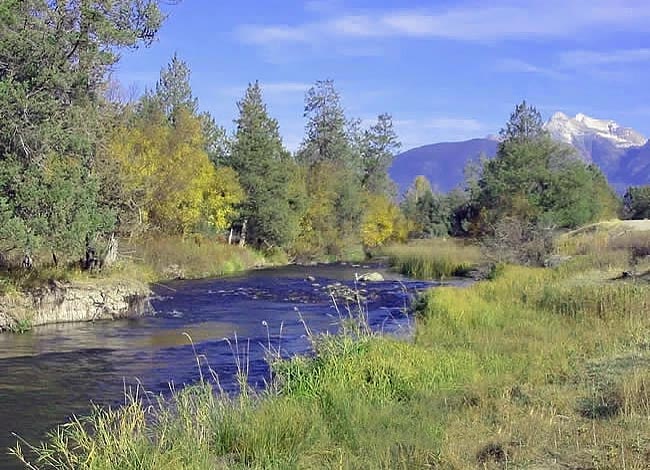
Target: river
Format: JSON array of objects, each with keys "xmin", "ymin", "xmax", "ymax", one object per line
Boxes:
[{"xmin": 0, "ymin": 263, "xmax": 440, "ymax": 469}]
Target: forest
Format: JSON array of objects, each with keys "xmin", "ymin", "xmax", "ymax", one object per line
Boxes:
[{"xmin": 0, "ymin": 0, "xmax": 647, "ymax": 277}]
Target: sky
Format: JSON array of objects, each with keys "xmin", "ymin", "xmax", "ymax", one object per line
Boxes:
[{"xmin": 114, "ymin": 0, "xmax": 650, "ymax": 152}]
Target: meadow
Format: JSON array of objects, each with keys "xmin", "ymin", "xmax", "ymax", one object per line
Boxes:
[{"xmin": 11, "ymin": 228, "xmax": 650, "ymax": 469}]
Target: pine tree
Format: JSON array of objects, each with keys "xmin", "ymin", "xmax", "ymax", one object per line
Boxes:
[
  {"xmin": 230, "ymin": 82, "xmax": 302, "ymax": 248},
  {"xmin": 359, "ymin": 113, "xmax": 401, "ymax": 195},
  {"xmin": 0, "ymin": 0, "xmax": 163, "ymax": 264},
  {"xmin": 153, "ymin": 53, "xmax": 199, "ymax": 118}
]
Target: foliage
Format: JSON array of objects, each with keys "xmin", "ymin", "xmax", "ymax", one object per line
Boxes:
[
  {"xmin": 468, "ymin": 102, "xmax": 620, "ymax": 257},
  {"xmin": 623, "ymin": 185, "xmax": 650, "ymax": 220},
  {"xmin": 359, "ymin": 193, "xmax": 405, "ymax": 249},
  {"xmin": 358, "ymin": 113, "xmax": 401, "ymax": 195},
  {"xmin": 230, "ymin": 82, "xmax": 304, "ymax": 248},
  {"xmin": 0, "ymin": 0, "xmax": 163, "ymax": 264},
  {"xmin": 108, "ymin": 106, "xmax": 242, "ymax": 235},
  {"xmin": 401, "ymin": 176, "xmax": 453, "ymax": 238},
  {"xmin": 294, "ymin": 80, "xmax": 367, "ymax": 258},
  {"xmin": 498, "ymin": 99, "xmax": 546, "ymax": 144},
  {"xmin": 152, "ymin": 52, "xmax": 199, "ymax": 117}
]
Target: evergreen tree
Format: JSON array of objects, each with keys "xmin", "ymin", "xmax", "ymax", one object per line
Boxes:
[
  {"xmin": 230, "ymin": 82, "xmax": 302, "ymax": 248},
  {"xmin": 360, "ymin": 113, "xmax": 401, "ymax": 195},
  {"xmin": 154, "ymin": 53, "xmax": 199, "ymax": 118},
  {"xmin": 0, "ymin": 0, "xmax": 163, "ymax": 264},
  {"xmin": 499, "ymin": 100, "xmax": 546, "ymax": 145},
  {"xmin": 623, "ymin": 186, "xmax": 650, "ymax": 220},
  {"xmin": 476, "ymin": 102, "xmax": 618, "ymax": 232},
  {"xmin": 296, "ymin": 80, "xmax": 363, "ymax": 253},
  {"xmin": 299, "ymin": 80, "xmax": 355, "ymax": 167}
]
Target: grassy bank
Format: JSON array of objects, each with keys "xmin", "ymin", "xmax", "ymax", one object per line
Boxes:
[
  {"xmin": 11, "ymin": 232, "xmax": 650, "ymax": 469},
  {"xmin": 381, "ymin": 238, "xmax": 482, "ymax": 278},
  {"xmin": 0, "ymin": 236, "xmax": 273, "ymax": 294}
]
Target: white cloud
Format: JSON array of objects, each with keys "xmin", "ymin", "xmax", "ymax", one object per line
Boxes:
[
  {"xmin": 498, "ymin": 58, "xmax": 569, "ymax": 80},
  {"xmin": 560, "ymin": 48, "xmax": 650, "ymax": 66},
  {"xmin": 238, "ymin": 1, "xmax": 650, "ymax": 45}
]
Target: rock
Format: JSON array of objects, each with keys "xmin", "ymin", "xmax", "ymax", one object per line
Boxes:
[
  {"xmin": 544, "ymin": 255, "xmax": 572, "ymax": 268},
  {"xmin": 305, "ymin": 275, "xmax": 316, "ymax": 282},
  {"xmin": 0, "ymin": 279, "xmax": 150, "ymax": 332},
  {"xmin": 357, "ymin": 272, "xmax": 384, "ymax": 282},
  {"xmin": 163, "ymin": 264, "xmax": 185, "ymax": 280}
]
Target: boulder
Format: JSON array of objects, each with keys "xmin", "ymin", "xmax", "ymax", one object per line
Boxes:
[{"xmin": 357, "ymin": 272, "xmax": 384, "ymax": 282}]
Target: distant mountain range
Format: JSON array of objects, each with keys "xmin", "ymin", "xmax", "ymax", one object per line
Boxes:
[{"xmin": 390, "ymin": 113, "xmax": 649, "ymax": 195}]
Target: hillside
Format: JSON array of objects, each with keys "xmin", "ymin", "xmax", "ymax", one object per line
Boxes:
[
  {"xmin": 390, "ymin": 113, "xmax": 649, "ymax": 195},
  {"xmin": 389, "ymin": 138, "xmax": 498, "ymax": 194}
]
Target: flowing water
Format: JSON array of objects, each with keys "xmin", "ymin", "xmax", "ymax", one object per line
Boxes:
[{"xmin": 0, "ymin": 263, "xmax": 442, "ymax": 469}]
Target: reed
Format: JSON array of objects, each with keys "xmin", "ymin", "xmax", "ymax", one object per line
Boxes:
[{"xmin": 382, "ymin": 238, "xmax": 482, "ymax": 279}]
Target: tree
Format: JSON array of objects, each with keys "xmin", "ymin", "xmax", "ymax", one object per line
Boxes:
[
  {"xmin": 108, "ymin": 107, "xmax": 243, "ymax": 235},
  {"xmin": 359, "ymin": 113, "xmax": 401, "ymax": 195},
  {"xmin": 152, "ymin": 53, "xmax": 199, "ymax": 118},
  {"xmin": 360, "ymin": 194, "xmax": 404, "ymax": 249},
  {"xmin": 623, "ymin": 186, "xmax": 650, "ymax": 220},
  {"xmin": 296, "ymin": 80, "xmax": 363, "ymax": 255},
  {"xmin": 471, "ymin": 102, "xmax": 620, "ymax": 264},
  {"xmin": 499, "ymin": 100, "xmax": 546, "ymax": 145},
  {"xmin": 0, "ymin": 0, "xmax": 163, "ymax": 264},
  {"xmin": 401, "ymin": 176, "xmax": 451, "ymax": 237},
  {"xmin": 298, "ymin": 80, "xmax": 355, "ymax": 167},
  {"xmin": 230, "ymin": 82, "xmax": 303, "ymax": 248},
  {"xmin": 200, "ymin": 112, "xmax": 231, "ymax": 166}
]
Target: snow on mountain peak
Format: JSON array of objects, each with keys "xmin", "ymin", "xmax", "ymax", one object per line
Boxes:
[{"xmin": 545, "ymin": 112, "xmax": 647, "ymax": 149}]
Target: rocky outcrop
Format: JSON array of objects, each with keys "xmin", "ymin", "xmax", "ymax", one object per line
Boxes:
[{"xmin": 0, "ymin": 278, "xmax": 151, "ymax": 332}]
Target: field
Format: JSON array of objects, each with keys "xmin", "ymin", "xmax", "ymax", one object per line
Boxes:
[{"xmin": 11, "ymin": 230, "xmax": 650, "ymax": 469}]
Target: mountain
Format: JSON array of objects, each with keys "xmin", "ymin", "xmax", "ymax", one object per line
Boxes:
[
  {"xmin": 390, "ymin": 113, "xmax": 649, "ymax": 195},
  {"xmin": 545, "ymin": 113, "xmax": 648, "ymax": 189},
  {"xmin": 389, "ymin": 138, "xmax": 498, "ymax": 194}
]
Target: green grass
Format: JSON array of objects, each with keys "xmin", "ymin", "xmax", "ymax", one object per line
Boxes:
[
  {"xmin": 381, "ymin": 238, "xmax": 482, "ymax": 279},
  {"xmin": 11, "ymin": 238, "xmax": 650, "ymax": 469},
  {"xmin": 124, "ymin": 235, "xmax": 268, "ymax": 281}
]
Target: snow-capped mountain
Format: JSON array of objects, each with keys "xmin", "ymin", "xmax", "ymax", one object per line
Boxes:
[
  {"xmin": 390, "ymin": 112, "xmax": 649, "ymax": 196},
  {"xmin": 545, "ymin": 112, "xmax": 647, "ymax": 151}
]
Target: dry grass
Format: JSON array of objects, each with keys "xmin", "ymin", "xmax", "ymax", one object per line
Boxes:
[
  {"xmin": 123, "ymin": 235, "xmax": 267, "ymax": 281},
  {"xmin": 11, "ymin": 233, "xmax": 650, "ymax": 469},
  {"xmin": 381, "ymin": 238, "xmax": 483, "ymax": 279}
]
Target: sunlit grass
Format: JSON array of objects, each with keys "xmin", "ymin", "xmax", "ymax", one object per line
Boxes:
[
  {"xmin": 11, "ymin": 234, "xmax": 650, "ymax": 469},
  {"xmin": 124, "ymin": 235, "xmax": 267, "ymax": 281},
  {"xmin": 381, "ymin": 238, "xmax": 482, "ymax": 279}
]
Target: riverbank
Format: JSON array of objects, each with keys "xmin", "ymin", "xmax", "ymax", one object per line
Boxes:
[
  {"xmin": 12, "ymin": 231, "xmax": 650, "ymax": 468},
  {"xmin": 0, "ymin": 236, "xmax": 275, "ymax": 333}
]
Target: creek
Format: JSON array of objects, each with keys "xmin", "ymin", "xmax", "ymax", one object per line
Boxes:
[{"xmin": 0, "ymin": 262, "xmax": 441, "ymax": 469}]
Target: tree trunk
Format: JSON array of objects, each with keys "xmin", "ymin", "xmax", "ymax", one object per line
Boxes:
[
  {"xmin": 103, "ymin": 233, "xmax": 118, "ymax": 267},
  {"xmin": 228, "ymin": 227, "xmax": 233, "ymax": 245},
  {"xmin": 239, "ymin": 219, "xmax": 247, "ymax": 247}
]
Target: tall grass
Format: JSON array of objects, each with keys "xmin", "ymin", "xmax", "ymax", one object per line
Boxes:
[
  {"xmin": 381, "ymin": 239, "xmax": 482, "ymax": 279},
  {"xmin": 124, "ymin": 235, "xmax": 267, "ymax": 280},
  {"xmin": 11, "ymin": 236, "xmax": 650, "ymax": 469}
]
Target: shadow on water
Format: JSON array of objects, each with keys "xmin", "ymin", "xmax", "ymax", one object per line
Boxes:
[{"xmin": 0, "ymin": 262, "xmax": 442, "ymax": 469}]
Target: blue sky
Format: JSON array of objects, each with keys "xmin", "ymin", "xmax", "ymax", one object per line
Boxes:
[{"xmin": 114, "ymin": 0, "xmax": 650, "ymax": 151}]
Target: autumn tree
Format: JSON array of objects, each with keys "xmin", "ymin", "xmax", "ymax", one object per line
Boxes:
[{"xmin": 109, "ymin": 106, "xmax": 242, "ymax": 235}]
